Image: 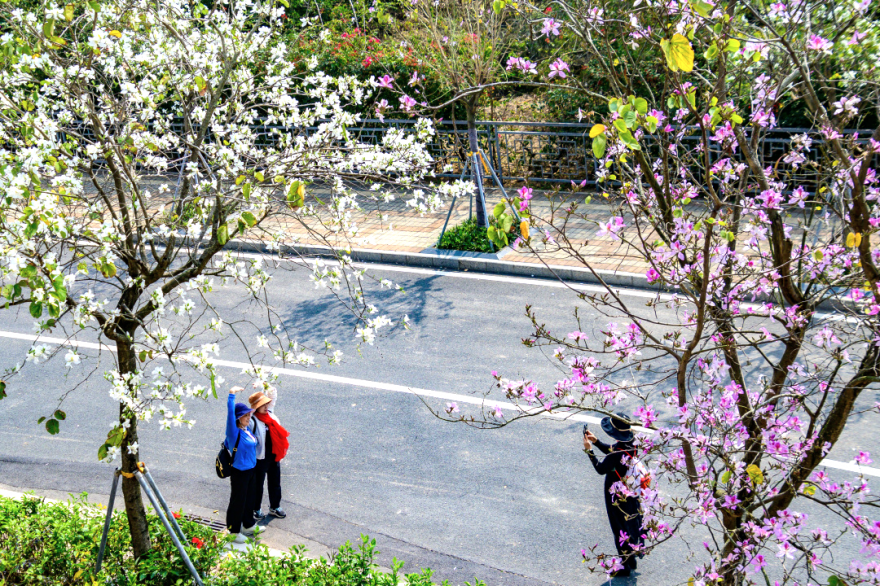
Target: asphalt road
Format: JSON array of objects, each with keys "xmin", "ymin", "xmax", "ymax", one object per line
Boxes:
[{"xmin": 0, "ymin": 257, "xmax": 876, "ymax": 586}]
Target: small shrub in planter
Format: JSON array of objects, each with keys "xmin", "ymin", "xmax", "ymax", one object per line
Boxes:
[{"xmin": 437, "ymin": 217, "xmax": 520, "ymax": 253}]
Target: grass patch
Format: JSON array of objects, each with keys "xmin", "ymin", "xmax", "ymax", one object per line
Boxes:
[
  {"xmin": 0, "ymin": 493, "xmax": 473, "ymax": 586},
  {"xmin": 437, "ymin": 217, "xmax": 518, "ymax": 253}
]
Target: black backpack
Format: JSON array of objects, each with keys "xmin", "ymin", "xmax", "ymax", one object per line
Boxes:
[{"xmin": 215, "ymin": 431, "xmax": 242, "ymax": 479}]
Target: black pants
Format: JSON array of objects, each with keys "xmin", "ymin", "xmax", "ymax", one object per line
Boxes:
[
  {"xmin": 253, "ymin": 457, "xmax": 282, "ymax": 511},
  {"xmin": 226, "ymin": 466, "xmax": 256, "ymax": 533}
]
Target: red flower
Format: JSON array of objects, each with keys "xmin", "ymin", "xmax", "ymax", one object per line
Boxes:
[
  {"xmin": 191, "ymin": 537, "xmax": 205, "ymax": 549},
  {"xmin": 544, "ymin": 5, "xmax": 552, "ymax": 13},
  {"xmin": 172, "ymin": 512, "xmax": 181, "ymax": 519}
]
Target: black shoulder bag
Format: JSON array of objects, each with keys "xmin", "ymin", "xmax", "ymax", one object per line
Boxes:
[{"xmin": 215, "ymin": 430, "xmax": 242, "ymax": 479}]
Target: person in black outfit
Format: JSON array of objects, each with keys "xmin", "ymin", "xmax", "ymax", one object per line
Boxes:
[{"xmin": 584, "ymin": 412, "xmax": 644, "ymax": 578}]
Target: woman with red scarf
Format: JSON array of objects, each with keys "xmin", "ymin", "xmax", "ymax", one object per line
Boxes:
[{"xmin": 248, "ymin": 387, "xmax": 290, "ymax": 521}]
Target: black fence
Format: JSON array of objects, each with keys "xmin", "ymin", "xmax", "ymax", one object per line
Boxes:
[
  {"xmin": 344, "ymin": 119, "xmax": 874, "ymax": 189},
  {"xmin": 61, "ymin": 116, "xmax": 873, "ymax": 189}
]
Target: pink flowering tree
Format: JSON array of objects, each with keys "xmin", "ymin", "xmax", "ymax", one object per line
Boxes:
[{"xmin": 443, "ymin": 0, "xmax": 880, "ymax": 583}]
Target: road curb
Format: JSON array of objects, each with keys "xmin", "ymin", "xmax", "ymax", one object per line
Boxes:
[
  {"xmin": 184, "ymin": 237, "xmax": 853, "ymax": 313},
  {"xmin": 227, "ymin": 238, "xmax": 665, "ymax": 292}
]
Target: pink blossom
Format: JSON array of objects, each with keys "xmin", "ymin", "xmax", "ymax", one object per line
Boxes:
[
  {"xmin": 548, "ymin": 58, "xmax": 570, "ymax": 79},
  {"xmin": 567, "ymin": 331, "xmax": 588, "ymax": 341},
  {"xmin": 377, "ymin": 74, "xmax": 394, "ymax": 89},
  {"xmin": 646, "ymin": 268, "xmax": 661, "ymax": 283},
  {"xmin": 506, "ymin": 57, "xmax": 538, "ymax": 74},
  {"xmin": 518, "ymin": 186, "xmax": 533, "ymax": 211},
  {"xmin": 849, "ymin": 30, "xmax": 868, "ymax": 45},
  {"xmin": 789, "ymin": 186, "xmax": 808, "ymax": 208},
  {"xmin": 445, "ymin": 402, "xmax": 459, "ymax": 414},
  {"xmin": 855, "ymin": 451, "xmax": 873, "ymax": 465},
  {"xmin": 400, "ymin": 95, "xmax": 417, "ymax": 112},
  {"xmin": 598, "ymin": 216, "xmax": 625, "ymax": 240},
  {"xmin": 541, "ymin": 18, "xmax": 561, "ymax": 37},
  {"xmin": 807, "ymin": 34, "xmax": 833, "ymax": 53}
]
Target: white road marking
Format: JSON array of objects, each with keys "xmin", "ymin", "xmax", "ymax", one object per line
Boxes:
[{"xmin": 1, "ymin": 329, "xmax": 877, "ymax": 478}]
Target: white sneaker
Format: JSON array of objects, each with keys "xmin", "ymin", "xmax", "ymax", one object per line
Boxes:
[
  {"xmin": 241, "ymin": 524, "xmax": 256, "ymax": 536},
  {"xmin": 230, "ymin": 533, "xmax": 248, "ymax": 544}
]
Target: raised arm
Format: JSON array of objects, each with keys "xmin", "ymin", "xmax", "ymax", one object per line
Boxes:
[
  {"xmin": 266, "ymin": 386, "xmax": 277, "ymax": 413},
  {"xmin": 226, "ymin": 388, "xmax": 241, "ymax": 447},
  {"xmin": 588, "ymin": 450, "xmax": 621, "ymax": 476}
]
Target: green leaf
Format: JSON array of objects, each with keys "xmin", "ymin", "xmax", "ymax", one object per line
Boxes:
[
  {"xmin": 619, "ymin": 130, "xmax": 641, "ymax": 151},
  {"xmin": 277, "ymin": 0, "xmax": 289, "ymax": 7},
  {"xmin": 46, "ymin": 419, "xmax": 59, "ymax": 435},
  {"xmin": 746, "ymin": 464, "xmax": 764, "ymax": 485},
  {"xmin": 592, "ymin": 134, "xmax": 607, "ymax": 158},
  {"xmin": 828, "ymin": 576, "xmax": 840, "ymax": 586},
  {"xmin": 725, "ymin": 38, "xmax": 741, "ymax": 53},
  {"xmin": 646, "ymin": 115, "xmax": 658, "ymax": 133},
  {"xmin": 52, "ymin": 276, "xmax": 67, "ymax": 302},
  {"xmin": 492, "ymin": 0, "xmax": 505, "ymax": 13},
  {"xmin": 242, "ymin": 183, "xmax": 251, "ymax": 200},
  {"xmin": 623, "ymin": 109, "xmax": 637, "ymax": 129},
  {"xmin": 54, "ymin": 410, "xmax": 66, "ymax": 421},
  {"xmin": 100, "ymin": 261, "xmax": 117, "ymax": 278},
  {"xmin": 210, "ymin": 372, "xmax": 218, "ymax": 399},
  {"xmin": 194, "ymin": 75, "xmax": 206, "ymax": 92},
  {"xmin": 42, "ymin": 19, "xmax": 56, "ymax": 40},
  {"xmin": 803, "ymin": 483, "xmax": 817, "ymax": 496},
  {"xmin": 721, "ymin": 470, "xmax": 731, "ymax": 484},
  {"xmin": 608, "ymin": 98, "xmax": 620, "ymax": 113},
  {"xmin": 634, "ymin": 98, "xmax": 648, "ymax": 115},
  {"xmin": 254, "ymin": 171, "xmax": 264, "ymax": 182},
  {"xmin": 613, "ymin": 119, "xmax": 628, "ymax": 133},
  {"xmin": 64, "ymin": 4, "xmax": 74, "ymax": 20},
  {"xmin": 705, "ymin": 43, "xmax": 720, "ymax": 60},
  {"xmin": 29, "ymin": 302, "xmax": 43, "ymax": 319},
  {"xmin": 242, "ymin": 211, "xmax": 258, "ymax": 227},
  {"xmin": 98, "ymin": 443, "xmax": 108, "ymax": 461},
  {"xmin": 217, "ymin": 223, "xmax": 229, "ymax": 245},
  {"xmin": 692, "ymin": 0, "xmax": 713, "ymax": 16},
  {"xmin": 660, "ymin": 33, "xmax": 695, "ymax": 72},
  {"xmin": 107, "ymin": 427, "xmax": 125, "ymax": 447},
  {"xmin": 0, "ymin": 381, "xmax": 6, "ymax": 400}
]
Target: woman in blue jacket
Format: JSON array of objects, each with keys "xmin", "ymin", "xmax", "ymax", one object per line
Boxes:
[{"xmin": 225, "ymin": 387, "xmax": 259, "ymax": 544}]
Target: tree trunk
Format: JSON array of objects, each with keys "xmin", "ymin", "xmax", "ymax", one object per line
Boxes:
[
  {"xmin": 465, "ymin": 97, "xmax": 488, "ymax": 228},
  {"xmin": 117, "ymin": 339, "xmax": 152, "ymax": 558}
]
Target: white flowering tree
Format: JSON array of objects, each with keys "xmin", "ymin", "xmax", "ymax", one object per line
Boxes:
[
  {"xmin": 0, "ymin": 0, "xmax": 439, "ymax": 556},
  {"xmin": 441, "ymin": 0, "xmax": 880, "ymax": 584}
]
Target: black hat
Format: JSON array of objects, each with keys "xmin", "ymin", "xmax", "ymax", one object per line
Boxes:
[{"xmin": 601, "ymin": 412, "xmax": 635, "ymax": 442}]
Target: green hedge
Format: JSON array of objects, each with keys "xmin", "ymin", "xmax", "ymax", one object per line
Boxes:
[{"xmin": 0, "ymin": 493, "xmax": 475, "ymax": 586}]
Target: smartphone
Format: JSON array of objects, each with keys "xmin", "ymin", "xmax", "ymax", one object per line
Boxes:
[{"xmin": 582, "ymin": 423, "xmax": 589, "ymax": 436}]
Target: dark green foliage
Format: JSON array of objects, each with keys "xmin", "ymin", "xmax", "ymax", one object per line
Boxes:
[
  {"xmin": 0, "ymin": 494, "xmax": 462, "ymax": 586},
  {"xmin": 437, "ymin": 217, "xmax": 518, "ymax": 253}
]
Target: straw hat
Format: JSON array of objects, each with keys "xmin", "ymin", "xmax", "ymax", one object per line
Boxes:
[{"xmin": 248, "ymin": 391, "xmax": 271, "ymax": 411}]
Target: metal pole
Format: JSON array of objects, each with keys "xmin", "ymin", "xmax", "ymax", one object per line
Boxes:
[
  {"xmin": 135, "ymin": 472, "xmax": 204, "ymax": 586},
  {"xmin": 436, "ymin": 197, "xmax": 458, "ymax": 248},
  {"xmin": 143, "ymin": 467, "xmax": 187, "ymax": 544},
  {"xmin": 436, "ymin": 158, "xmax": 471, "ymax": 247},
  {"xmin": 479, "ymin": 148, "xmax": 521, "ymax": 222},
  {"xmin": 473, "ymin": 153, "xmax": 494, "ymax": 252},
  {"xmin": 94, "ymin": 471, "xmax": 120, "ymax": 574}
]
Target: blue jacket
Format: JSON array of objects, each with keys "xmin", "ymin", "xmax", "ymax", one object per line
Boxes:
[{"xmin": 225, "ymin": 394, "xmax": 257, "ymax": 471}]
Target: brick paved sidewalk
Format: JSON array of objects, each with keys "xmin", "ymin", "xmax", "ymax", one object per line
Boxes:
[{"xmin": 268, "ymin": 187, "xmax": 654, "ymax": 275}]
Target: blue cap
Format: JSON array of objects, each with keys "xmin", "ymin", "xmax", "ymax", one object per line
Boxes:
[{"xmin": 235, "ymin": 402, "xmax": 254, "ymax": 420}]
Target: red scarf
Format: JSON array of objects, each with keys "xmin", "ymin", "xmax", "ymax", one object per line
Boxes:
[{"xmin": 255, "ymin": 412, "xmax": 290, "ymax": 462}]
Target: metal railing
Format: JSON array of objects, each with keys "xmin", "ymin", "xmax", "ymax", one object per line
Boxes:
[{"xmin": 62, "ymin": 117, "xmax": 874, "ymax": 188}]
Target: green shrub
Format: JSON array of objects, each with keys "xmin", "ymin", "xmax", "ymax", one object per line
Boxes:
[
  {"xmin": 0, "ymin": 494, "xmax": 469, "ymax": 586},
  {"xmin": 437, "ymin": 217, "xmax": 518, "ymax": 253}
]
